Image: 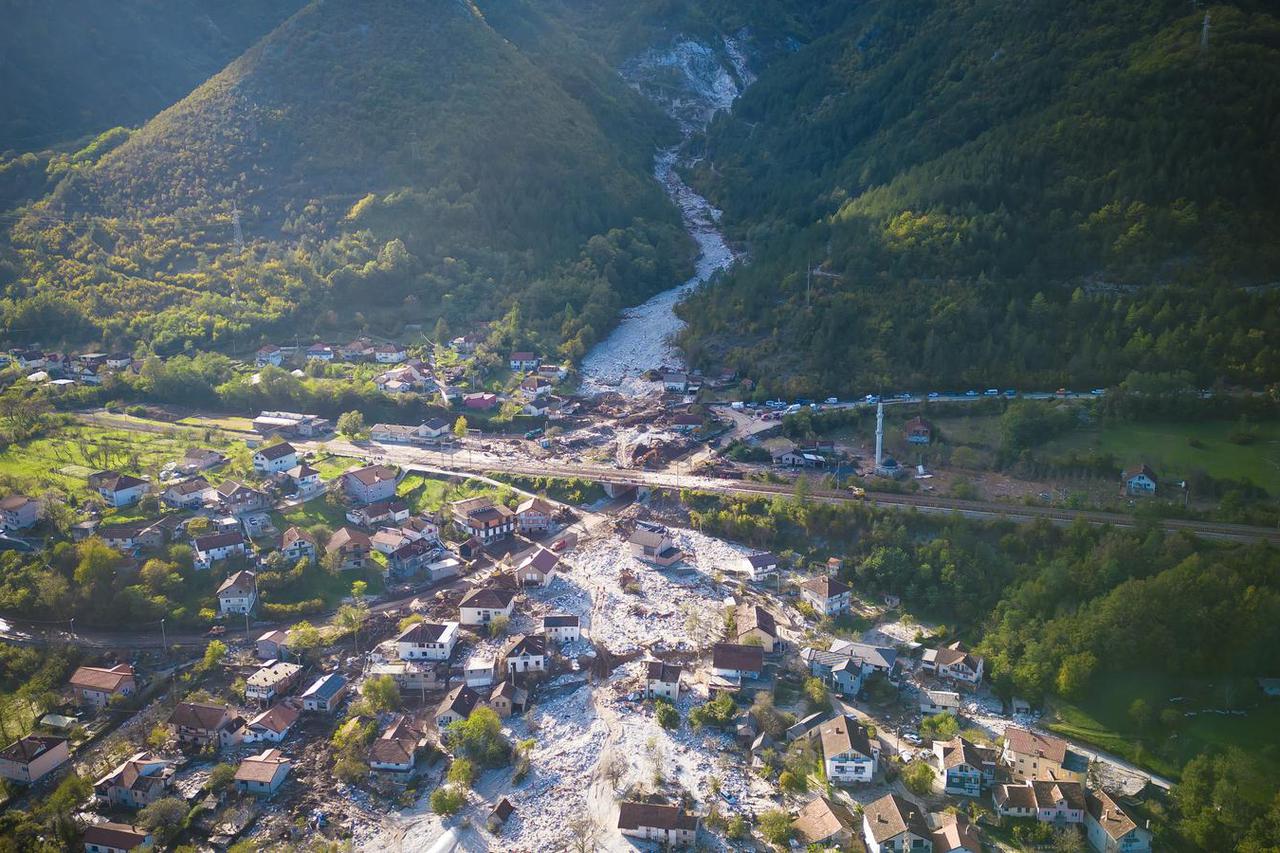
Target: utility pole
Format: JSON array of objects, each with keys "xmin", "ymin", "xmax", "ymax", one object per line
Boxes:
[{"xmin": 160, "ymin": 618, "xmax": 167, "ymax": 656}]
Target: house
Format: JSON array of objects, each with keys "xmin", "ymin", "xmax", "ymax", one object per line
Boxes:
[
  {"xmin": 462, "ymin": 391, "xmax": 498, "ymax": 411},
  {"xmin": 216, "ymin": 569, "xmax": 257, "ymax": 614},
  {"xmin": 831, "ymin": 640, "xmax": 900, "ymax": 681},
  {"xmin": 1086, "ymin": 788, "xmax": 1153, "ymax": 853},
  {"xmin": 862, "ymin": 794, "xmax": 932, "ymax": 853},
  {"xmin": 488, "ymin": 680, "xmax": 528, "ymax": 718},
  {"xmin": 509, "ymin": 351, "xmax": 540, "ymax": 371},
  {"xmin": 995, "ymin": 779, "xmax": 1086, "ymax": 824},
  {"xmin": 501, "ymin": 634, "xmax": 547, "ymax": 674},
  {"xmin": 459, "ymin": 586, "xmax": 516, "ymax": 625},
  {"xmin": 671, "ymin": 413, "xmax": 702, "ymax": 433},
  {"xmin": 512, "ymin": 546, "xmax": 559, "ymax": 587},
  {"xmin": 801, "ymin": 647, "xmax": 866, "ymax": 697},
  {"xmin": 778, "ymin": 450, "xmax": 826, "ymax": 468},
  {"xmin": 800, "ymin": 576, "xmax": 852, "ymax": 615},
  {"xmin": 793, "ymin": 796, "xmax": 859, "ymax": 849},
  {"xmin": 279, "ymin": 527, "xmax": 317, "ymax": 565},
  {"xmin": 372, "ymin": 529, "xmax": 412, "ymax": 556},
  {"xmin": 162, "ymin": 477, "xmax": 210, "ymax": 509},
  {"xmin": 397, "ymin": 621, "xmax": 459, "ymax": 661},
  {"xmin": 922, "ymin": 641, "xmax": 984, "ymax": 685},
  {"xmin": 349, "ymin": 499, "xmax": 411, "ymax": 528},
  {"xmin": 451, "ymin": 496, "xmax": 516, "ymax": 543},
  {"xmin": 629, "ymin": 521, "xmax": 682, "ymax": 566},
  {"xmin": 69, "ymin": 664, "xmax": 137, "ymax": 708},
  {"xmin": 195, "ymin": 532, "xmax": 248, "ymax": 571},
  {"xmin": 304, "ymin": 343, "xmax": 334, "ymax": 361},
  {"xmin": 921, "ymin": 689, "xmax": 961, "ymax": 716},
  {"xmin": 711, "ymin": 643, "xmax": 764, "ymax": 681},
  {"xmin": 256, "ymin": 629, "xmax": 290, "ymax": 661},
  {"xmin": 374, "ymin": 343, "xmax": 407, "ymax": 364},
  {"xmin": 661, "ymin": 371, "xmax": 689, "ymax": 393},
  {"xmin": 818, "ymin": 715, "xmax": 878, "ymax": 784},
  {"xmin": 235, "ymin": 748, "xmax": 291, "ymax": 796},
  {"xmin": 931, "ymin": 813, "xmax": 983, "ymax": 853},
  {"xmin": 905, "ymin": 416, "xmax": 933, "ymax": 444},
  {"xmin": 388, "ymin": 538, "xmax": 439, "ymax": 579},
  {"xmin": 325, "ymin": 527, "xmax": 372, "ymax": 571},
  {"xmin": 286, "ymin": 463, "xmax": 321, "ymax": 494},
  {"xmin": 420, "ymin": 417, "xmax": 450, "ymax": 439},
  {"xmin": 82, "ymin": 822, "xmax": 153, "ymax": 853},
  {"xmin": 252, "ymin": 411, "xmax": 330, "ymax": 437},
  {"xmin": 340, "ymin": 338, "xmax": 375, "ymax": 360},
  {"xmin": 342, "ymin": 464, "xmax": 400, "ymax": 504},
  {"xmin": 1001, "ymin": 726, "xmax": 1089, "ymax": 783},
  {"xmin": 465, "ymin": 655, "xmax": 497, "ymax": 689},
  {"xmin": 213, "ymin": 480, "xmax": 269, "ymax": 515},
  {"xmin": 1123, "ymin": 464, "xmax": 1158, "ymax": 495},
  {"xmin": 736, "ymin": 605, "xmax": 779, "ymax": 652},
  {"xmin": 646, "ymin": 661, "xmax": 683, "ymax": 701},
  {"xmin": 0, "ymin": 495, "xmax": 39, "ymax": 530},
  {"xmin": 617, "ymin": 802, "xmax": 699, "ymax": 848},
  {"xmin": 168, "ymin": 702, "xmax": 240, "ymax": 749},
  {"xmin": 181, "ymin": 447, "xmax": 227, "ymax": 473},
  {"xmin": 542, "ymin": 613, "xmax": 581, "ymax": 644},
  {"xmin": 245, "ymin": 660, "xmax": 303, "ymax": 706},
  {"xmin": 515, "ymin": 496, "xmax": 555, "ymax": 533},
  {"xmin": 243, "ymin": 702, "xmax": 301, "ymax": 743},
  {"xmin": 255, "ymin": 344, "xmax": 283, "ymax": 367},
  {"xmin": 741, "ymin": 552, "xmax": 779, "ymax": 582},
  {"xmin": 436, "ymin": 685, "xmax": 480, "ymax": 729},
  {"xmin": 91, "ymin": 472, "xmax": 148, "ymax": 507},
  {"xmin": 0, "ymin": 735, "xmax": 69, "ymax": 784},
  {"xmin": 369, "ymin": 714, "xmax": 430, "ymax": 780},
  {"xmin": 518, "ymin": 374, "xmax": 552, "ymax": 398},
  {"xmin": 370, "ymin": 660, "xmax": 449, "ymax": 694},
  {"xmin": 300, "ymin": 673, "xmax": 349, "ymax": 713},
  {"xmin": 934, "ymin": 737, "xmax": 997, "ymax": 796},
  {"xmin": 97, "ymin": 519, "xmax": 167, "ymax": 553}
]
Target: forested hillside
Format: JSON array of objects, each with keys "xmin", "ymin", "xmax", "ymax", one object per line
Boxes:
[
  {"xmin": 0, "ymin": 0, "xmax": 307, "ymax": 152},
  {"xmin": 678, "ymin": 0, "xmax": 1280, "ymax": 394},
  {"xmin": 0, "ymin": 0, "xmax": 692, "ymax": 356}
]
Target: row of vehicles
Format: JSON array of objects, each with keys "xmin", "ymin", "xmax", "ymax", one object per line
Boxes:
[{"xmin": 731, "ymin": 387, "xmax": 1108, "ymax": 412}]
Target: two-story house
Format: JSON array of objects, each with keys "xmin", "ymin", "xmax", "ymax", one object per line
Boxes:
[
  {"xmin": 922, "ymin": 641, "xmax": 984, "ymax": 685},
  {"xmin": 933, "ymin": 737, "xmax": 997, "ymax": 797},
  {"xmin": 245, "ymin": 661, "xmax": 303, "ymax": 706},
  {"xmin": 515, "ymin": 496, "xmax": 555, "ymax": 533},
  {"xmin": 286, "ymin": 463, "xmax": 321, "ymax": 495},
  {"xmin": 325, "ymin": 527, "xmax": 372, "ymax": 571},
  {"xmin": 1001, "ymin": 726, "xmax": 1089, "ymax": 783},
  {"xmin": 801, "ymin": 647, "xmax": 865, "ymax": 697},
  {"xmin": 396, "ymin": 621, "xmax": 459, "ymax": 661},
  {"xmin": 435, "ymin": 685, "xmax": 480, "ymax": 729},
  {"xmin": 862, "ymin": 793, "xmax": 933, "ymax": 853},
  {"xmin": 628, "ymin": 522, "xmax": 682, "ymax": 566},
  {"xmin": 0, "ymin": 735, "xmax": 69, "ymax": 784},
  {"xmin": 343, "ymin": 464, "xmax": 400, "ymax": 504},
  {"xmin": 509, "ymin": 351, "xmax": 540, "ymax": 372},
  {"xmin": 995, "ymin": 780, "xmax": 1086, "ymax": 825},
  {"xmin": 162, "ymin": 477, "xmax": 211, "ymax": 509},
  {"xmin": 0, "ymin": 494, "xmax": 39, "ymax": 530},
  {"xmin": 91, "ymin": 472, "xmax": 148, "ymax": 508},
  {"xmin": 217, "ymin": 570, "xmax": 257, "ymax": 614},
  {"xmin": 451, "ymin": 497, "xmax": 516, "ymax": 544},
  {"xmin": 512, "ymin": 546, "xmax": 558, "ymax": 588},
  {"xmin": 279, "ymin": 526, "xmax": 317, "ymax": 565},
  {"xmin": 800, "ymin": 576, "xmax": 852, "ymax": 615},
  {"xmin": 168, "ymin": 702, "xmax": 241, "ymax": 749},
  {"xmin": 542, "ymin": 613, "xmax": 580, "ymax": 644},
  {"xmin": 369, "ymin": 714, "xmax": 429, "ymax": 781},
  {"xmin": 818, "ymin": 715, "xmax": 879, "ymax": 784},
  {"xmin": 711, "ymin": 643, "xmax": 764, "ymax": 681},
  {"xmin": 735, "ymin": 605, "xmax": 779, "ymax": 652},
  {"xmin": 69, "ymin": 664, "xmax": 137, "ymax": 708},
  {"xmin": 214, "ymin": 480, "xmax": 269, "ymax": 516},
  {"xmin": 82, "ymin": 822, "xmax": 153, "ymax": 853},
  {"xmin": 243, "ymin": 702, "xmax": 301, "ymax": 744},
  {"xmin": 458, "ymin": 587, "xmax": 516, "ymax": 626},
  {"xmin": 93, "ymin": 752, "xmax": 175, "ymax": 809},
  {"xmin": 645, "ymin": 661, "xmax": 683, "ymax": 701},
  {"xmin": 252, "ymin": 442, "xmax": 298, "ymax": 474},
  {"xmin": 1085, "ymin": 789, "xmax": 1153, "ymax": 853},
  {"xmin": 617, "ymin": 802, "xmax": 699, "ymax": 848},
  {"xmin": 1122, "ymin": 464, "xmax": 1158, "ymax": 496},
  {"xmin": 741, "ymin": 552, "xmax": 779, "ymax": 582},
  {"xmin": 300, "ymin": 673, "xmax": 349, "ymax": 714},
  {"xmin": 501, "ymin": 634, "xmax": 546, "ymax": 675}
]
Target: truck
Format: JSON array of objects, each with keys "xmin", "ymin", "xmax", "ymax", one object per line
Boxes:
[
  {"xmin": 524, "ymin": 427, "xmax": 544, "ymax": 440},
  {"xmin": 825, "ymin": 397, "xmax": 838, "ymax": 405},
  {"xmin": 730, "ymin": 401, "xmax": 745, "ymax": 411}
]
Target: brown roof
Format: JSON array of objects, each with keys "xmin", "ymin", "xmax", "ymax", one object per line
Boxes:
[
  {"xmin": 543, "ymin": 613, "xmax": 579, "ymax": 628},
  {"xmin": 939, "ymin": 737, "xmax": 995, "ymax": 771},
  {"xmin": 646, "ymin": 661, "xmax": 682, "ymax": 684},
  {"xmin": 1031, "ymin": 779, "xmax": 1086, "ymax": 811},
  {"xmin": 247, "ymin": 703, "xmax": 301, "ymax": 735},
  {"xmin": 217, "ymin": 569, "xmax": 256, "ymax": 596},
  {"xmin": 862, "ymin": 793, "xmax": 930, "ymax": 844},
  {"xmin": 617, "ymin": 801, "xmax": 698, "ymax": 832},
  {"xmin": 166, "ymin": 477, "xmax": 210, "ymax": 496},
  {"xmin": 800, "ymin": 575, "xmax": 850, "ymax": 597},
  {"xmin": 931, "ymin": 641, "xmax": 983, "ymax": 671},
  {"xmin": 1086, "ymin": 788, "xmax": 1139, "ymax": 840},
  {"xmin": 931, "ymin": 813, "xmax": 981, "ymax": 853},
  {"xmin": 1124, "ymin": 463, "xmax": 1158, "ymax": 482},
  {"xmin": 711, "ymin": 643, "xmax": 764, "ymax": 673},
  {"xmin": 397, "ymin": 621, "xmax": 454, "ymax": 644},
  {"xmin": 0, "ymin": 494, "xmax": 33, "ymax": 510},
  {"xmin": 281, "ymin": 526, "xmax": 315, "ymax": 548},
  {"xmin": 491, "ymin": 797, "xmax": 516, "ymax": 822},
  {"xmin": 345, "ymin": 464, "xmax": 399, "ymax": 486},
  {"xmin": 82, "ymin": 822, "xmax": 151, "ymax": 850},
  {"xmin": 501, "ymin": 633, "xmax": 546, "ymax": 660},
  {"xmin": 437, "ymin": 685, "xmax": 480, "ymax": 720},
  {"xmin": 0, "ymin": 735, "xmax": 65, "ymax": 764},
  {"xmin": 235, "ymin": 748, "xmax": 290, "ymax": 784},
  {"xmin": 99, "ymin": 473, "xmax": 147, "ymax": 492},
  {"xmin": 516, "ymin": 546, "xmax": 559, "ymax": 575},
  {"xmin": 255, "ymin": 442, "xmax": 296, "ymax": 461},
  {"xmin": 459, "ymin": 586, "xmax": 515, "ymax": 610},
  {"xmin": 1003, "ymin": 726, "xmax": 1068, "ymax": 764},
  {"xmin": 168, "ymin": 701, "xmax": 231, "ymax": 731},
  {"xmin": 818, "ymin": 715, "xmax": 874, "ymax": 761},
  {"xmin": 70, "ymin": 663, "xmax": 135, "ymax": 693},
  {"xmin": 327, "ymin": 526, "xmax": 372, "ymax": 553},
  {"xmin": 793, "ymin": 796, "xmax": 858, "ymax": 845},
  {"xmin": 516, "ymin": 496, "xmax": 555, "ymax": 516},
  {"xmin": 995, "ymin": 782, "xmax": 1037, "ymax": 810},
  {"xmin": 736, "ymin": 604, "xmax": 778, "ymax": 638}
]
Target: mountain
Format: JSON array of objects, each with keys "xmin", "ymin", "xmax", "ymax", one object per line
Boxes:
[
  {"xmin": 0, "ymin": 0, "xmax": 308, "ymax": 152},
  {"xmin": 3, "ymin": 0, "xmax": 692, "ymax": 355},
  {"xmin": 677, "ymin": 0, "xmax": 1280, "ymax": 395}
]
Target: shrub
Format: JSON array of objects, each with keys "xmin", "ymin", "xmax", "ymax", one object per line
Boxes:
[
  {"xmin": 903, "ymin": 760, "xmax": 935, "ymax": 795},
  {"xmin": 654, "ymin": 700, "xmax": 679, "ymax": 730},
  {"xmin": 758, "ymin": 809, "xmax": 794, "ymax": 846},
  {"xmin": 431, "ymin": 785, "xmax": 465, "ymax": 815}
]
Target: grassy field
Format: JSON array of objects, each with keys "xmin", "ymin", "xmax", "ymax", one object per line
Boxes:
[
  {"xmin": 176, "ymin": 414, "xmax": 257, "ymax": 432},
  {"xmin": 1048, "ymin": 419, "xmax": 1280, "ymax": 495},
  {"xmin": 396, "ymin": 473, "xmax": 502, "ymax": 514},
  {"xmin": 1048, "ymin": 671, "xmax": 1280, "ymax": 797}
]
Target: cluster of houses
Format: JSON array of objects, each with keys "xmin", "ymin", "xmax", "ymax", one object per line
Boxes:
[{"xmin": 6, "ymin": 348, "xmax": 135, "ymax": 388}]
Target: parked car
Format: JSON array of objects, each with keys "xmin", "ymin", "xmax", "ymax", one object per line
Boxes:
[
  {"xmin": 965, "ymin": 390, "xmax": 979, "ymax": 397},
  {"xmin": 927, "ymin": 391, "xmax": 940, "ymax": 399},
  {"xmin": 984, "ymin": 388, "xmax": 999, "ymax": 396},
  {"xmin": 825, "ymin": 397, "xmax": 838, "ymax": 404},
  {"xmin": 1004, "ymin": 389, "xmax": 1017, "ymax": 398}
]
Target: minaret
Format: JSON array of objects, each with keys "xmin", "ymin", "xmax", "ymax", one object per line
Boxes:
[{"xmin": 875, "ymin": 401, "xmax": 884, "ymax": 469}]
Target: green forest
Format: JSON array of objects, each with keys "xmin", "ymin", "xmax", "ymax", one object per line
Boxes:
[{"xmin": 677, "ymin": 0, "xmax": 1280, "ymax": 394}]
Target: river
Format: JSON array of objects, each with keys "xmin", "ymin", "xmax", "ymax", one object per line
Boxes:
[{"xmin": 578, "ymin": 37, "xmax": 754, "ymax": 397}]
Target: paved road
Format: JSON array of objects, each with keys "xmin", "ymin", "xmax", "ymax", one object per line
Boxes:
[{"xmin": 304, "ymin": 437, "xmax": 1280, "ymax": 546}]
